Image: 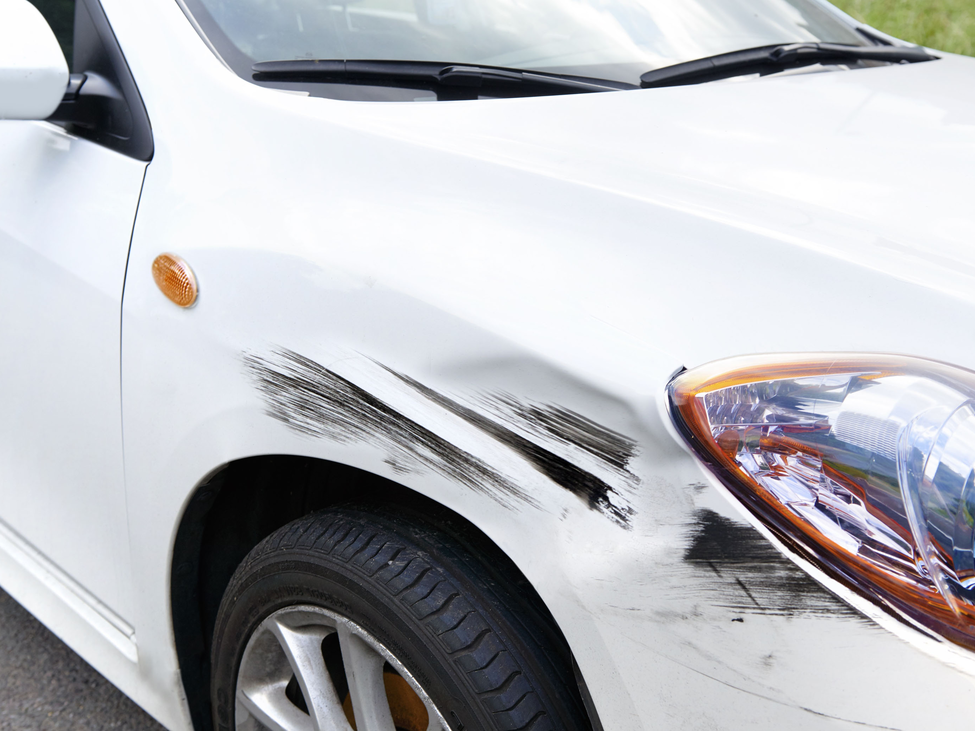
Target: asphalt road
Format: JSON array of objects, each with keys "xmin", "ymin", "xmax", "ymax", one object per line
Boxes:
[{"xmin": 0, "ymin": 588, "xmax": 166, "ymax": 730}]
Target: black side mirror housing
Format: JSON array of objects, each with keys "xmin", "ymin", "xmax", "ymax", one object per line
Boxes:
[{"xmin": 48, "ymin": 71, "xmax": 133, "ymax": 138}]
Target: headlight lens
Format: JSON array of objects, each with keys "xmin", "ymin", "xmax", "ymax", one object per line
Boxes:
[{"xmin": 670, "ymin": 354, "xmax": 975, "ymax": 650}]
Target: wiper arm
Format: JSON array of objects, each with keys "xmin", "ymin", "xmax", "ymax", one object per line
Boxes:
[
  {"xmin": 253, "ymin": 60, "xmax": 636, "ymax": 98},
  {"xmin": 640, "ymin": 42, "xmax": 936, "ymax": 89}
]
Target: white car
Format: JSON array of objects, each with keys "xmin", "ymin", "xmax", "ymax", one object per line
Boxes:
[{"xmin": 3, "ymin": 0, "xmax": 975, "ymax": 729}]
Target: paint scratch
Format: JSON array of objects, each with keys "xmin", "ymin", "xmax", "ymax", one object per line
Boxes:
[
  {"xmin": 479, "ymin": 393, "xmax": 639, "ymax": 477},
  {"xmin": 243, "ymin": 348, "xmax": 634, "ymax": 527},
  {"xmin": 243, "ymin": 349, "xmax": 538, "ymax": 510},
  {"xmin": 382, "ymin": 366, "xmax": 634, "ymax": 527}
]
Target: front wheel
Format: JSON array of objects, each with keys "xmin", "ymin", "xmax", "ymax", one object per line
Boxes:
[{"xmin": 210, "ymin": 506, "xmax": 591, "ymax": 731}]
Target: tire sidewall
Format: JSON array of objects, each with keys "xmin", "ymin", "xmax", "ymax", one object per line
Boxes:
[{"xmin": 210, "ymin": 509, "xmax": 590, "ymax": 731}]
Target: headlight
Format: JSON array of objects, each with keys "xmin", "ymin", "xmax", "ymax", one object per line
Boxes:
[{"xmin": 669, "ymin": 354, "xmax": 975, "ymax": 651}]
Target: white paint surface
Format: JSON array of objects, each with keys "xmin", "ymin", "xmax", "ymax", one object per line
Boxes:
[{"xmin": 2, "ymin": 0, "xmax": 975, "ymax": 728}]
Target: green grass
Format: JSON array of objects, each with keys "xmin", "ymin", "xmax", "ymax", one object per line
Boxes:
[{"xmin": 831, "ymin": 0, "xmax": 975, "ymax": 56}]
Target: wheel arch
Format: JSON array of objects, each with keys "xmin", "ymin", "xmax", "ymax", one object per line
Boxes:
[{"xmin": 170, "ymin": 454, "xmax": 602, "ymax": 731}]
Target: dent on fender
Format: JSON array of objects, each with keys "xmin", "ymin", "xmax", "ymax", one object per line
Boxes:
[
  {"xmin": 243, "ymin": 347, "xmax": 636, "ymax": 527},
  {"xmin": 382, "ymin": 365, "xmax": 636, "ymax": 527}
]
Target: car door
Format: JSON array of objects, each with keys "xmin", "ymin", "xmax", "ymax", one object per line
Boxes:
[{"xmin": 0, "ymin": 0, "xmax": 151, "ymax": 627}]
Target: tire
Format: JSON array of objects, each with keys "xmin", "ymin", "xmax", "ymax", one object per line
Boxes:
[{"xmin": 210, "ymin": 505, "xmax": 592, "ymax": 731}]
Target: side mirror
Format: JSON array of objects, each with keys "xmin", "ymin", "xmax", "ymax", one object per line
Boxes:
[{"xmin": 0, "ymin": 0, "xmax": 69, "ymax": 120}]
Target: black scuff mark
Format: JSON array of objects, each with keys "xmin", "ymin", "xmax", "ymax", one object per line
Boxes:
[
  {"xmin": 685, "ymin": 509, "xmax": 864, "ymax": 620},
  {"xmin": 380, "ymin": 366, "xmax": 634, "ymax": 528},
  {"xmin": 242, "ymin": 349, "xmax": 539, "ymax": 510},
  {"xmin": 478, "ymin": 394, "xmax": 639, "ymax": 477},
  {"xmin": 734, "ymin": 577, "xmax": 763, "ymax": 609}
]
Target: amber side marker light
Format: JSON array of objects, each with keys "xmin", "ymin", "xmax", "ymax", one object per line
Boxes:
[
  {"xmin": 152, "ymin": 253, "xmax": 198, "ymax": 308},
  {"xmin": 669, "ymin": 354, "xmax": 975, "ymax": 651}
]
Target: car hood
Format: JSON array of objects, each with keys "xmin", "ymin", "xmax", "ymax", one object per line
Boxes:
[
  {"xmin": 288, "ymin": 54, "xmax": 974, "ymax": 370},
  {"xmin": 150, "ymin": 46, "xmax": 975, "ymax": 388},
  {"xmin": 343, "ymin": 52, "xmax": 975, "ymax": 298}
]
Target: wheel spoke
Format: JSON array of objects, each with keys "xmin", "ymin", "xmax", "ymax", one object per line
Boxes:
[
  {"xmin": 235, "ymin": 605, "xmax": 448, "ymax": 731},
  {"xmin": 271, "ymin": 620, "xmax": 352, "ymax": 731},
  {"xmin": 338, "ymin": 626, "xmax": 396, "ymax": 731},
  {"xmin": 237, "ymin": 679, "xmax": 314, "ymax": 731}
]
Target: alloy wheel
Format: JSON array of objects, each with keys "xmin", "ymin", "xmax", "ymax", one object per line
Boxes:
[{"xmin": 236, "ymin": 605, "xmax": 448, "ymax": 731}]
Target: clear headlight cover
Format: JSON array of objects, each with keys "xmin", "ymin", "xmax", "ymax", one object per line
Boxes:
[{"xmin": 669, "ymin": 355, "xmax": 975, "ymax": 650}]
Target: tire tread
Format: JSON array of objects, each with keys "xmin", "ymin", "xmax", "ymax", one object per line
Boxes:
[{"xmin": 216, "ymin": 509, "xmax": 588, "ymax": 731}]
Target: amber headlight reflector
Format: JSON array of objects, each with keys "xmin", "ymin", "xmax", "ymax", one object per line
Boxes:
[{"xmin": 670, "ymin": 355, "xmax": 975, "ymax": 650}]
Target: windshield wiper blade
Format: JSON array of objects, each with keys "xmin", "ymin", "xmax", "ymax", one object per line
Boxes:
[
  {"xmin": 640, "ymin": 42, "xmax": 936, "ymax": 89},
  {"xmin": 252, "ymin": 59, "xmax": 636, "ymax": 97}
]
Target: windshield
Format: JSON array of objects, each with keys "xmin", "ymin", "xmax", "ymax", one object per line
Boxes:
[{"xmin": 180, "ymin": 0, "xmax": 867, "ymax": 98}]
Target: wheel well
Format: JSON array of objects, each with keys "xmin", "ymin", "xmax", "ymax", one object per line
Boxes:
[{"xmin": 171, "ymin": 455, "xmax": 599, "ymax": 731}]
